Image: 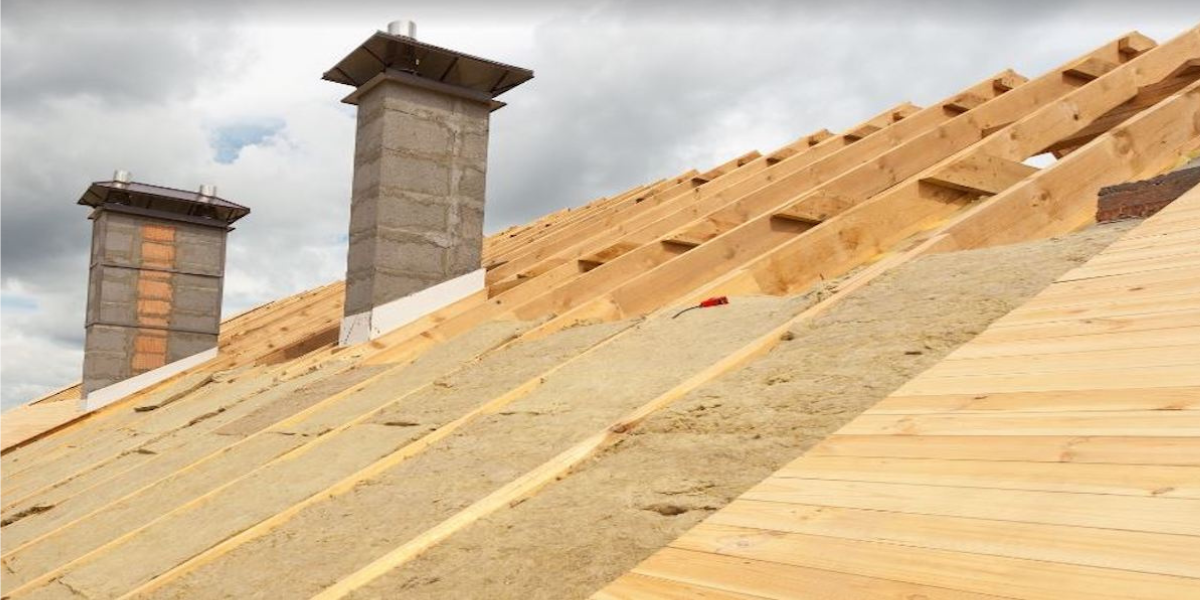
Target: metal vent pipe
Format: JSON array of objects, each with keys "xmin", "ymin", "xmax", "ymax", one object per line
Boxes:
[{"xmin": 388, "ymin": 20, "xmax": 416, "ymax": 39}]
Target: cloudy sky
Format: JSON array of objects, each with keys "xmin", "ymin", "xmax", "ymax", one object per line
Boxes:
[{"xmin": 2, "ymin": 0, "xmax": 1196, "ymax": 409}]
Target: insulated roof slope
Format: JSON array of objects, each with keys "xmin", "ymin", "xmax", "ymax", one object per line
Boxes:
[
  {"xmin": 597, "ymin": 180, "xmax": 1200, "ymax": 600},
  {"xmin": 1, "ymin": 24, "xmax": 1198, "ymax": 600}
]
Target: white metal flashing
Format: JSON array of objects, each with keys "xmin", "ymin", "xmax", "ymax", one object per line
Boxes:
[
  {"xmin": 339, "ymin": 268, "xmax": 485, "ymax": 347},
  {"xmin": 80, "ymin": 346, "xmax": 219, "ymax": 411}
]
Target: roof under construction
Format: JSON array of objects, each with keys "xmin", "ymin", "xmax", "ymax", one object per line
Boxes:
[{"xmin": 2, "ymin": 23, "xmax": 1200, "ymax": 600}]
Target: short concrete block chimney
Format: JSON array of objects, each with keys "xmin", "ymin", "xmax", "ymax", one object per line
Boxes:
[
  {"xmin": 325, "ymin": 22, "xmax": 533, "ymax": 345},
  {"xmin": 77, "ymin": 174, "xmax": 249, "ymax": 408}
]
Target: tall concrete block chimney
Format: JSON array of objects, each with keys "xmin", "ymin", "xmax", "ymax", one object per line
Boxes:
[
  {"xmin": 324, "ymin": 21, "xmax": 533, "ymax": 345},
  {"xmin": 77, "ymin": 173, "xmax": 249, "ymax": 408}
]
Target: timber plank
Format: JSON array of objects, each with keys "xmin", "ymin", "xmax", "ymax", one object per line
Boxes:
[
  {"xmin": 871, "ymin": 387, "xmax": 1200, "ymax": 413},
  {"xmin": 840, "ymin": 410, "xmax": 1200, "ymax": 436},
  {"xmin": 631, "ymin": 548, "xmax": 1013, "ymax": 600},
  {"xmin": 921, "ymin": 344, "xmax": 1200, "ymax": 377},
  {"xmin": 773, "ymin": 455, "xmax": 1200, "ymax": 498},
  {"xmin": 595, "ymin": 572, "xmax": 766, "ymax": 600},
  {"xmin": 740, "ymin": 479, "xmax": 1200, "ymax": 535},
  {"xmin": 672, "ymin": 523, "xmax": 1200, "ymax": 600},
  {"xmin": 807, "ymin": 435, "xmax": 1200, "ymax": 466},
  {"xmin": 710, "ymin": 500, "xmax": 1200, "ymax": 578}
]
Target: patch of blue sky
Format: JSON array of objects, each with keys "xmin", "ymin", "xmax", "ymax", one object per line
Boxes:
[
  {"xmin": 1, "ymin": 293, "xmax": 39, "ymax": 313},
  {"xmin": 209, "ymin": 118, "xmax": 286, "ymax": 164}
]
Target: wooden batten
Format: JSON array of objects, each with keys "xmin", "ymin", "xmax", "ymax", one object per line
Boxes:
[
  {"xmin": 890, "ymin": 102, "xmax": 922, "ymax": 121},
  {"xmin": 766, "ymin": 147, "xmax": 800, "ymax": 165},
  {"xmin": 577, "ymin": 241, "xmax": 642, "ymax": 271},
  {"xmin": 663, "ymin": 219, "xmax": 739, "ymax": 248},
  {"xmin": 921, "ymin": 154, "xmax": 1040, "ymax": 196},
  {"xmin": 843, "ymin": 123, "xmax": 881, "ymax": 141},
  {"xmin": 806, "ymin": 129, "xmax": 835, "ymax": 146},
  {"xmin": 1065, "ymin": 56, "xmax": 1119, "ymax": 81},
  {"xmin": 659, "ymin": 237, "xmax": 703, "ymax": 250},
  {"xmin": 943, "ymin": 91, "xmax": 988, "ymax": 114},
  {"xmin": 992, "ymin": 71, "xmax": 1030, "ymax": 92},
  {"xmin": 486, "ymin": 277, "xmax": 526, "ymax": 296},
  {"xmin": 773, "ymin": 192, "xmax": 857, "ymax": 224},
  {"xmin": 1120, "ymin": 32, "xmax": 1158, "ymax": 56}
]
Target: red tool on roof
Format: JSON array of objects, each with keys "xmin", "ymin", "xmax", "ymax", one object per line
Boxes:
[{"xmin": 672, "ymin": 296, "xmax": 729, "ymax": 319}]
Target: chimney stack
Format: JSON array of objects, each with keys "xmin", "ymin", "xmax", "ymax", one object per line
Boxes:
[
  {"xmin": 324, "ymin": 21, "xmax": 533, "ymax": 345},
  {"xmin": 77, "ymin": 173, "xmax": 249, "ymax": 408}
]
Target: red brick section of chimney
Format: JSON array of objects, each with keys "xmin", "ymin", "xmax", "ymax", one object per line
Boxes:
[{"xmin": 1096, "ymin": 162, "xmax": 1200, "ymax": 222}]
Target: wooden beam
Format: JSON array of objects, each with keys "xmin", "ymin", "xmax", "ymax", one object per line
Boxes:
[
  {"xmin": 500, "ymin": 76, "xmax": 1007, "ymax": 325},
  {"xmin": 524, "ymin": 37, "xmax": 1136, "ymax": 333},
  {"xmin": 680, "ymin": 29, "xmax": 1197, "ymax": 304},
  {"xmin": 930, "ymin": 78, "xmax": 1200, "ymax": 253},
  {"xmin": 485, "ymin": 172, "xmax": 698, "ymax": 283},
  {"xmin": 1043, "ymin": 63, "xmax": 1200, "ymax": 155},
  {"xmin": 692, "ymin": 151, "xmax": 763, "ymax": 185}
]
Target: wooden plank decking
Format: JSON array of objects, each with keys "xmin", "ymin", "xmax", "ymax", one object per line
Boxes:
[{"xmin": 595, "ymin": 185, "xmax": 1200, "ymax": 599}]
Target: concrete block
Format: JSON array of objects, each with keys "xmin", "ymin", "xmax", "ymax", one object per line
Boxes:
[
  {"xmin": 354, "ymin": 112, "xmax": 386, "ymax": 163},
  {"xmin": 380, "ymin": 81, "xmax": 458, "ymax": 116},
  {"xmin": 446, "ymin": 240, "xmax": 483, "ymax": 275},
  {"xmin": 175, "ymin": 225, "xmax": 226, "ymax": 276},
  {"xmin": 167, "ymin": 331, "xmax": 218, "ymax": 362},
  {"xmin": 456, "ymin": 166, "xmax": 488, "ymax": 199},
  {"xmin": 378, "ymin": 151, "xmax": 451, "ymax": 196},
  {"xmin": 456, "ymin": 203, "xmax": 485, "ymax": 240},
  {"xmin": 460, "ymin": 132, "xmax": 489, "ymax": 164},
  {"xmin": 374, "ymin": 235, "xmax": 450, "ymax": 276},
  {"xmin": 82, "ymin": 324, "xmax": 137, "ymax": 393},
  {"xmin": 376, "ymin": 193, "xmax": 450, "ymax": 232},
  {"xmin": 384, "ymin": 111, "xmax": 453, "ymax": 157},
  {"xmin": 347, "ymin": 196, "xmax": 380, "ymax": 236},
  {"xmin": 85, "ymin": 323, "xmax": 132, "ymax": 352},
  {"xmin": 351, "ymin": 156, "xmax": 384, "ymax": 196},
  {"xmin": 96, "ymin": 266, "xmax": 138, "ymax": 326},
  {"xmin": 370, "ymin": 270, "xmax": 446, "ymax": 304}
]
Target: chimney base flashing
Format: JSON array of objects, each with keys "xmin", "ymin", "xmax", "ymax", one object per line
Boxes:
[
  {"xmin": 339, "ymin": 267, "xmax": 484, "ymax": 347},
  {"xmin": 80, "ymin": 346, "xmax": 218, "ymax": 411}
]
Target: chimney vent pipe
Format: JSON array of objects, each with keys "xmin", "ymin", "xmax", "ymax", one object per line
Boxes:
[
  {"xmin": 198, "ymin": 184, "xmax": 217, "ymax": 199},
  {"xmin": 113, "ymin": 170, "xmax": 131, "ymax": 186},
  {"xmin": 387, "ymin": 20, "xmax": 416, "ymax": 39}
]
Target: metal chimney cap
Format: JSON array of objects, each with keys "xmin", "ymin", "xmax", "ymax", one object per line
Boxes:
[
  {"xmin": 113, "ymin": 169, "xmax": 132, "ymax": 184},
  {"xmin": 388, "ymin": 20, "xmax": 416, "ymax": 39},
  {"xmin": 198, "ymin": 184, "xmax": 217, "ymax": 199}
]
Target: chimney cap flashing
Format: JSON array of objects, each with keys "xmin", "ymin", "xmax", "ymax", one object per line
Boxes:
[
  {"xmin": 340, "ymin": 68, "xmax": 508, "ymax": 111},
  {"xmin": 79, "ymin": 179, "xmax": 250, "ymax": 225},
  {"xmin": 323, "ymin": 31, "xmax": 533, "ymax": 99}
]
